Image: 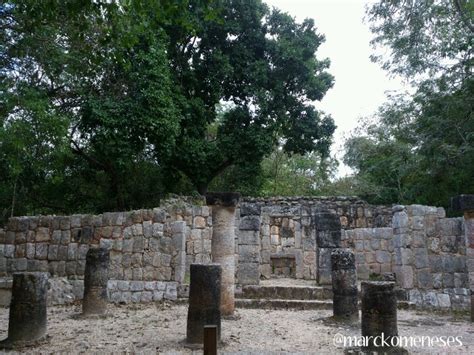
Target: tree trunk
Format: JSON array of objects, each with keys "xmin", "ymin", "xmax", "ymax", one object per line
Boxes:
[
  {"xmin": 197, "ymin": 183, "xmax": 208, "ymax": 196},
  {"xmin": 110, "ymin": 172, "xmax": 125, "ymax": 211}
]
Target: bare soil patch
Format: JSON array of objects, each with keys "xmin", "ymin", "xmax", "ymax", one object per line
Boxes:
[{"xmin": 0, "ymin": 303, "xmax": 472, "ymax": 353}]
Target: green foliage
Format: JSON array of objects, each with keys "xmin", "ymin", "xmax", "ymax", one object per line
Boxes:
[
  {"xmin": 0, "ymin": 0, "xmax": 184, "ymax": 218},
  {"xmin": 344, "ymin": 0, "xmax": 474, "ymax": 208},
  {"xmin": 0, "ymin": 0, "xmax": 336, "ymax": 221},
  {"xmin": 259, "ymin": 148, "xmax": 337, "ymax": 196},
  {"xmin": 367, "ymin": 0, "xmax": 473, "ymax": 84},
  {"xmin": 163, "ymin": 0, "xmax": 335, "ymax": 193}
]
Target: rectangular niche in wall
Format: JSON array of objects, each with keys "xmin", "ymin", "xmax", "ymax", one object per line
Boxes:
[
  {"xmin": 270, "ymin": 254, "xmax": 296, "ymax": 278},
  {"xmin": 270, "ymin": 217, "xmax": 295, "ymax": 253}
]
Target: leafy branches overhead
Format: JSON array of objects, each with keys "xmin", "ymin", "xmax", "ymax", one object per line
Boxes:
[
  {"xmin": 1, "ymin": 0, "xmax": 185, "ymax": 216},
  {"xmin": 345, "ymin": 0, "xmax": 473, "ymax": 207},
  {"xmin": 1, "ymin": 0, "xmax": 336, "ymax": 219},
  {"xmin": 165, "ymin": 1, "xmax": 335, "ymax": 193},
  {"xmin": 367, "ymin": 0, "xmax": 473, "ymax": 85}
]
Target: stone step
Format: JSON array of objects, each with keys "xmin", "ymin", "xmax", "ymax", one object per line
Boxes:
[
  {"xmin": 235, "ymin": 298, "xmax": 416, "ymax": 311},
  {"xmin": 235, "ymin": 298, "xmax": 332, "ymax": 310},
  {"xmin": 236, "ymin": 285, "xmax": 332, "ymax": 300}
]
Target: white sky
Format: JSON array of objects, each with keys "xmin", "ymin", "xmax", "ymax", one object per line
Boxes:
[{"xmin": 264, "ymin": 0, "xmax": 406, "ymax": 176}]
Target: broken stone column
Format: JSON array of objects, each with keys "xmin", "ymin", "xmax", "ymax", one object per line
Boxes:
[
  {"xmin": 186, "ymin": 263, "xmax": 222, "ymax": 345},
  {"xmin": 452, "ymin": 194, "xmax": 474, "ymax": 322},
  {"xmin": 361, "ymin": 281, "xmax": 398, "ymax": 349},
  {"xmin": 82, "ymin": 247, "xmax": 109, "ymax": 316},
  {"xmin": 206, "ymin": 192, "xmax": 240, "ymax": 316},
  {"xmin": 0, "ymin": 272, "xmax": 48, "ymax": 348},
  {"xmin": 331, "ymin": 248, "xmax": 358, "ymax": 322}
]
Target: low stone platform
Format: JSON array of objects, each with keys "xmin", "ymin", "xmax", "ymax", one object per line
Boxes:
[
  {"xmin": 235, "ymin": 279, "xmax": 416, "ymax": 311},
  {"xmin": 236, "ymin": 284, "xmax": 332, "ymax": 300},
  {"xmin": 235, "ymin": 298, "xmax": 332, "ymax": 310},
  {"xmin": 235, "ymin": 280, "xmax": 333, "ymax": 310}
]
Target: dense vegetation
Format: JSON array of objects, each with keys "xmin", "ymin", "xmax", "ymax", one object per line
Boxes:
[
  {"xmin": 0, "ymin": 0, "xmax": 472, "ymax": 223},
  {"xmin": 0, "ymin": 0, "xmax": 335, "ymax": 221},
  {"xmin": 343, "ymin": 0, "xmax": 473, "ymax": 208}
]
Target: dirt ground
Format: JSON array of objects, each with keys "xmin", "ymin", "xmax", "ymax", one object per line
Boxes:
[{"xmin": 0, "ymin": 303, "xmax": 473, "ymax": 354}]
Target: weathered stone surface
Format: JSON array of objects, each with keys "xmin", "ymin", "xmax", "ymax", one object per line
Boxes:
[
  {"xmin": 1, "ymin": 272, "xmax": 48, "ymax": 347},
  {"xmin": 82, "ymin": 248, "xmax": 109, "ymax": 315},
  {"xmin": 209, "ymin": 195, "xmax": 239, "ymax": 315},
  {"xmin": 331, "ymin": 249, "xmax": 358, "ymax": 322},
  {"xmin": 239, "ymin": 203, "xmax": 261, "ymax": 217},
  {"xmin": 237, "ymin": 263, "xmax": 260, "ymax": 285},
  {"xmin": 239, "ymin": 216, "xmax": 261, "ymax": 231},
  {"xmin": 361, "ymin": 281, "xmax": 398, "ymax": 349},
  {"xmin": 451, "ymin": 194, "xmax": 474, "ymax": 212},
  {"xmin": 187, "ymin": 264, "xmax": 221, "ymax": 344},
  {"xmin": 205, "ymin": 192, "xmax": 241, "ymax": 207},
  {"xmin": 239, "ymin": 245, "xmax": 260, "ymax": 263}
]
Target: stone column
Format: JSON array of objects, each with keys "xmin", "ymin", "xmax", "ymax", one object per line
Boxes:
[
  {"xmin": 82, "ymin": 247, "xmax": 109, "ymax": 316},
  {"xmin": 206, "ymin": 192, "xmax": 240, "ymax": 316},
  {"xmin": 452, "ymin": 194, "xmax": 474, "ymax": 321},
  {"xmin": 331, "ymin": 248, "xmax": 358, "ymax": 322},
  {"xmin": 186, "ymin": 263, "xmax": 222, "ymax": 345},
  {"xmin": 361, "ymin": 281, "xmax": 398, "ymax": 349},
  {"xmin": 314, "ymin": 208, "xmax": 341, "ymax": 285},
  {"xmin": 0, "ymin": 272, "xmax": 48, "ymax": 348}
]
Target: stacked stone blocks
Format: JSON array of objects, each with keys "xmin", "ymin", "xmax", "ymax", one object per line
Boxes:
[{"xmin": 341, "ymin": 228, "xmax": 394, "ymax": 279}]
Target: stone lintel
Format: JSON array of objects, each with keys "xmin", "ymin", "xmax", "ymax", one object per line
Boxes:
[
  {"xmin": 451, "ymin": 195, "xmax": 474, "ymax": 212},
  {"xmin": 205, "ymin": 192, "xmax": 241, "ymax": 207},
  {"xmin": 270, "ymin": 253, "xmax": 296, "ymax": 259}
]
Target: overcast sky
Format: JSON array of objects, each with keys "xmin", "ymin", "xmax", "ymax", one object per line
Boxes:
[{"xmin": 264, "ymin": 0, "xmax": 406, "ymax": 176}]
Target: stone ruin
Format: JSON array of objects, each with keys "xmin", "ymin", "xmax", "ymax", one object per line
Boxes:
[{"xmin": 0, "ymin": 195, "xmax": 472, "ymax": 314}]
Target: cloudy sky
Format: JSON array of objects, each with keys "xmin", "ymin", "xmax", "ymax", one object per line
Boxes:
[{"xmin": 264, "ymin": 0, "xmax": 406, "ymax": 176}]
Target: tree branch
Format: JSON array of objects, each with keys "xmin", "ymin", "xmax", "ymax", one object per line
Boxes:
[{"xmin": 453, "ymin": 0, "xmax": 474, "ymax": 33}]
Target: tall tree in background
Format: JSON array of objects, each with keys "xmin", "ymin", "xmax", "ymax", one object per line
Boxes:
[
  {"xmin": 163, "ymin": 0, "xmax": 335, "ymax": 194},
  {"xmin": 1, "ymin": 0, "xmax": 335, "ymax": 220},
  {"xmin": 344, "ymin": 0, "xmax": 473, "ymax": 207},
  {"xmin": 0, "ymin": 1, "xmax": 191, "ymax": 217}
]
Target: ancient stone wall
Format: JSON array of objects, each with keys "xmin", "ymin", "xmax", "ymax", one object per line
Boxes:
[
  {"xmin": 235, "ymin": 200, "xmax": 353, "ymax": 286},
  {"xmin": 240, "ymin": 196, "xmax": 393, "ymax": 229},
  {"xmin": 0, "ymin": 197, "xmax": 471, "ymax": 312},
  {"xmin": 392, "ymin": 205, "xmax": 468, "ymax": 310},
  {"xmin": 0, "ymin": 201, "xmax": 213, "ymax": 304},
  {"xmin": 341, "ymin": 205, "xmax": 469, "ymax": 311},
  {"xmin": 341, "ymin": 227, "xmax": 394, "ymax": 279}
]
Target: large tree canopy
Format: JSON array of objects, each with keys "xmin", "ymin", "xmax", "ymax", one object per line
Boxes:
[
  {"xmin": 163, "ymin": 0, "xmax": 335, "ymax": 194},
  {"xmin": 0, "ymin": 1, "xmax": 191, "ymax": 217},
  {"xmin": 344, "ymin": 0, "xmax": 473, "ymax": 208},
  {"xmin": 0, "ymin": 0, "xmax": 335, "ymax": 220}
]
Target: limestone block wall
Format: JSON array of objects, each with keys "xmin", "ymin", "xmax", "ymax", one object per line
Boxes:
[
  {"xmin": 241, "ymin": 196, "xmax": 392, "ymax": 229},
  {"xmin": 235, "ymin": 200, "xmax": 343, "ymax": 285},
  {"xmin": 339, "ymin": 205, "xmax": 469, "ymax": 311},
  {"xmin": 392, "ymin": 205, "xmax": 468, "ymax": 310},
  {"xmin": 0, "ymin": 201, "xmax": 212, "ymax": 304},
  {"xmin": 0, "ymin": 197, "xmax": 471, "ymax": 312},
  {"xmin": 341, "ymin": 227, "xmax": 394, "ymax": 279}
]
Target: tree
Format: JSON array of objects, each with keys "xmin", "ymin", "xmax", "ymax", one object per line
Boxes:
[
  {"xmin": 259, "ymin": 147, "xmax": 337, "ymax": 196},
  {"xmin": 0, "ymin": 1, "xmax": 191, "ymax": 216},
  {"xmin": 163, "ymin": 0, "xmax": 335, "ymax": 194},
  {"xmin": 344, "ymin": 0, "xmax": 473, "ymax": 207},
  {"xmin": 367, "ymin": 0, "xmax": 473, "ymax": 86}
]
